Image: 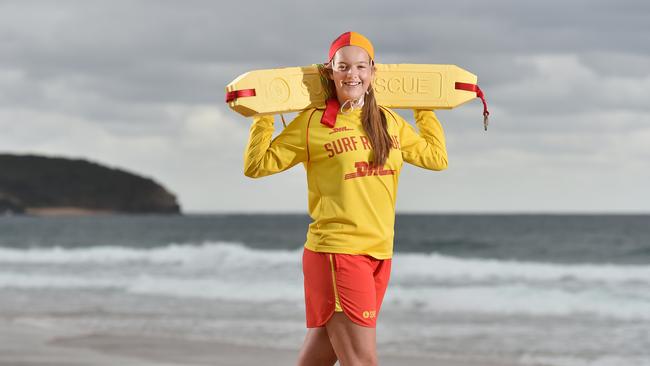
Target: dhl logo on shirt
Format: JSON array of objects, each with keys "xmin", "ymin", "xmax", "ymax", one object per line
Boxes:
[
  {"xmin": 329, "ymin": 126, "xmax": 355, "ymax": 134},
  {"xmin": 344, "ymin": 161, "xmax": 396, "ymax": 180}
]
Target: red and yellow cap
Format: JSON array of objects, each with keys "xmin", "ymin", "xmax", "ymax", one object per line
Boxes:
[{"xmin": 328, "ymin": 31, "xmax": 374, "ymax": 62}]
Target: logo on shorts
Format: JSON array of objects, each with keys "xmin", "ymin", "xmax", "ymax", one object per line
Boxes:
[{"xmin": 362, "ymin": 310, "xmax": 376, "ymax": 319}]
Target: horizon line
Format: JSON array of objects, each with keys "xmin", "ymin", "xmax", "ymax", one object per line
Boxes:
[{"xmin": 181, "ymin": 210, "xmax": 650, "ymax": 216}]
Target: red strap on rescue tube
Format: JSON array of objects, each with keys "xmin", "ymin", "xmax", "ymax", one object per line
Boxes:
[
  {"xmin": 321, "ymin": 98, "xmax": 340, "ymax": 128},
  {"xmin": 225, "ymin": 88, "xmax": 256, "ymax": 103},
  {"xmin": 455, "ymin": 82, "xmax": 489, "ymax": 117},
  {"xmin": 455, "ymin": 82, "xmax": 490, "ymax": 131}
]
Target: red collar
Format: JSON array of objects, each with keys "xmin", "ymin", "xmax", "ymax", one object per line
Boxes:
[{"xmin": 320, "ymin": 98, "xmax": 340, "ymax": 128}]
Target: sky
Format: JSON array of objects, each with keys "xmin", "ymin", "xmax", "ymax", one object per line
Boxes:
[{"xmin": 0, "ymin": 0, "xmax": 648, "ymax": 213}]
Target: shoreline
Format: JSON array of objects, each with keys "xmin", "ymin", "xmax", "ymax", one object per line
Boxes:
[
  {"xmin": 24, "ymin": 207, "xmax": 116, "ymax": 216},
  {"xmin": 4, "ymin": 207, "xmax": 183, "ymax": 217}
]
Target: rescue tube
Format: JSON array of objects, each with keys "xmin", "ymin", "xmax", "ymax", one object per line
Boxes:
[{"xmin": 225, "ymin": 64, "xmax": 489, "ymax": 123}]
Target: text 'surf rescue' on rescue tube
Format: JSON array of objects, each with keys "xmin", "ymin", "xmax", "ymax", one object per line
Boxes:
[{"xmin": 373, "ymin": 73, "xmax": 442, "ymax": 99}]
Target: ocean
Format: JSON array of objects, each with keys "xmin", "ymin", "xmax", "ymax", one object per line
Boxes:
[{"xmin": 0, "ymin": 214, "xmax": 649, "ymax": 366}]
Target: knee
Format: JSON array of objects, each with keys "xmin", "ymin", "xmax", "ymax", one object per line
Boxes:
[
  {"xmin": 297, "ymin": 354, "xmax": 337, "ymax": 366},
  {"xmin": 359, "ymin": 355, "xmax": 378, "ymax": 366},
  {"xmin": 297, "ymin": 351, "xmax": 337, "ymax": 366},
  {"xmin": 343, "ymin": 352, "xmax": 377, "ymax": 366},
  {"xmin": 359, "ymin": 353, "xmax": 378, "ymax": 366}
]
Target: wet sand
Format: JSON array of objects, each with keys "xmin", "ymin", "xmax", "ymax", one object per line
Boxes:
[{"xmin": 0, "ymin": 318, "xmax": 526, "ymax": 366}]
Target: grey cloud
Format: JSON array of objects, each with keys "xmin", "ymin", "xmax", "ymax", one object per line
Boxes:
[
  {"xmin": 579, "ymin": 52, "xmax": 650, "ymax": 78},
  {"xmin": 0, "ymin": 0, "xmax": 648, "ymax": 212}
]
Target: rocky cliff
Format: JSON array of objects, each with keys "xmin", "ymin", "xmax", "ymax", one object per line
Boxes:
[{"xmin": 0, "ymin": 154, "xmax": 181, "ymax": 215}]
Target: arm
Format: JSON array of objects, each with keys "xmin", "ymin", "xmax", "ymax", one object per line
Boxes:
[
  {"xmin": 243, "ymin": 112, "xmax": 308, "ymax": 178},
  {"xmin": 399, "ymin": 110, "xmax": 448, "ymax": 171}
]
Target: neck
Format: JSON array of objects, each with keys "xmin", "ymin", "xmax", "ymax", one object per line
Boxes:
[{"xmin": 337, "ymin": 95, "xmax": 365, "ymax": 113}]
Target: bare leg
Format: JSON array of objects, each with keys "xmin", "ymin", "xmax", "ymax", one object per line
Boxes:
[
  {"xmin": 296, "ymin": 327, "xmax": 338, "ymax": 366},
  {"xmin": 325, "ymin": 312, "xmax": 377, "ymax": 366}
]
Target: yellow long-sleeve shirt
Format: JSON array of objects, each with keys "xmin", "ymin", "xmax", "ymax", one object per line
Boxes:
[{"xmin": 243, "ymin": 107, "xmax": 447, "ymax": 259}]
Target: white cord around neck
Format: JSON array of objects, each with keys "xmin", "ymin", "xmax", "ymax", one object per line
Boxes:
[{"xmin": 340, "ymin": 96, "xmax": 365, "ymax": 114}]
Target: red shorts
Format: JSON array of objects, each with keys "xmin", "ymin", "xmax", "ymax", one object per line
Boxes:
[{"xmin": 302, "ymin": 247, "xmax": 391, "ymax": 328}]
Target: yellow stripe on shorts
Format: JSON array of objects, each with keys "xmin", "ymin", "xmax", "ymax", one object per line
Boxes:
[{"xmin": 328, "ymin": 254, "xmax": 342, "ymax": 312}]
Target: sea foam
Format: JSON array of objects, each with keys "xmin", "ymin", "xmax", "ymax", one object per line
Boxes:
[{"xmin": 1, "ymin": 242, "xmax": 648, "ymax": 320}]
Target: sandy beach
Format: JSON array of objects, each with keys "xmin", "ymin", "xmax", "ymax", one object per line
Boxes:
[{"xmin": 0, "ymin": 317, "xmax": 528, "ymax": 366}]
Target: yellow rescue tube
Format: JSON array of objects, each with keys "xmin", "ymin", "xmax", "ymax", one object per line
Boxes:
[{"xmin": 225, "ymin": 64, "xmax": 484, "ymax": 117}]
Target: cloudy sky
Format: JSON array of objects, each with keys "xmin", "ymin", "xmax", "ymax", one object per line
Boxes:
[{"xmin": 1, "ymin": 0, "xmax": 648, "ymax": 213}]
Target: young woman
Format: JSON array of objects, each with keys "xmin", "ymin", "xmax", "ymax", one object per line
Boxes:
[{"xmin": 243, "ymin": 31, "xmax": 448, "ymax": 366}]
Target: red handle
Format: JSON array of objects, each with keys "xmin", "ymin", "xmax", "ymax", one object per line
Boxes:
[{"xmin": 225, "ymin": 88, "xmax": 256, "ymax": 103}]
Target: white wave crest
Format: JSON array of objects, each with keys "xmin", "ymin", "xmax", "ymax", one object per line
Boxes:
[
  {"xmin": 0, "ymin": 242, "xmax": 300, "ymax": 266},
  {"xmin": 392, "ymin": 252, "xmax": 650, "ymax": 284},
  {"xmin": 0, "ymin": 243, "xmax": 649, "ymax": 320}
]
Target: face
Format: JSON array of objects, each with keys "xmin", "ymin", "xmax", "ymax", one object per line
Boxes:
[{"xmin": 329, "ymin": 45, "xmax": 374, "ymax": 103}]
